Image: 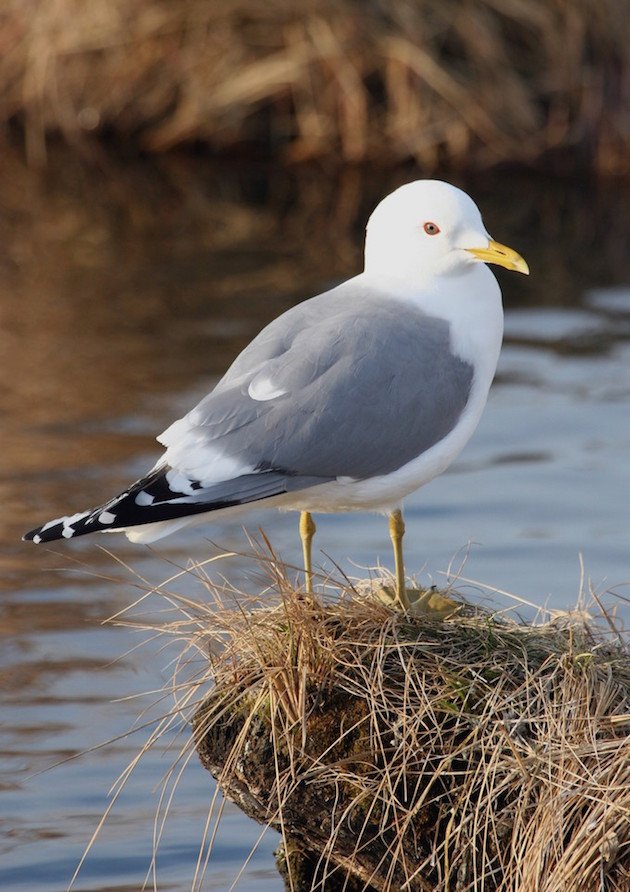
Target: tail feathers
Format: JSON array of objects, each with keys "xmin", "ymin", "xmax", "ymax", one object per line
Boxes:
[{"xmin": 23, "ymin": 465, "xmax": 298, "ymax": 544}]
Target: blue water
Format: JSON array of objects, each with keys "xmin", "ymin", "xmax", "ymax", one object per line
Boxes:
[{"xmin": 2, "ymin": 156, "xmax": 629, "ymax": 890}]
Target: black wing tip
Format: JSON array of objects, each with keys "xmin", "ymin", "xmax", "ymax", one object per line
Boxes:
[
  {"xmin": 23, "ymin": 528, "xmax": 53, "ymax": 544},
  {"xmin": 22, "ymin": 509, "xmax": 98, "ymax": 544},
  {"xmin": 23, "ymin": 522, "xmax": 68, "ymax": 544},
  {"xmin": 21, "ymin": 466, "xmax": 299, "ymax": 545}
]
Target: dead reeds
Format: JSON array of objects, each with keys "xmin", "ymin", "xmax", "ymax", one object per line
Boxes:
[
  {"xmin": 115, "ymin": 547, "xmax": 630, "ymax": 891},
  {"xmin": 2, "ymin": 0, "xmax": 629, "ymax": 174}
]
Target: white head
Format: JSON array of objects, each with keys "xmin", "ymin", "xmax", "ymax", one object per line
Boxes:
[{"xmin": 364, "ymin": 180, "xmax": 528, "ymax": 282}]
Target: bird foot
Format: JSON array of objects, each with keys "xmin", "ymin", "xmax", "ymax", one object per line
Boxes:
[{"xmin": 375, "ymin": 584, "xmax": 459, "ymax": 618}]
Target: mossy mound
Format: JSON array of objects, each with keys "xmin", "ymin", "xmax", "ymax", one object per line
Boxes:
[{"xmin": 188, "ymin": 574, "xmax": 630, "ymax": 891}]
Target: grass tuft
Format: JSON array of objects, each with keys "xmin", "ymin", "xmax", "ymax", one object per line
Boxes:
[{"xmin": 111, "ymin": 542, "xmax": 630, "ymax": 891}]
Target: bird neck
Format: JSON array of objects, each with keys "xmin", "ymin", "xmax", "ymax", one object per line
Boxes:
[{"xmin": 360, "ymin": 264, "xmax": 504, "ymax": 371}]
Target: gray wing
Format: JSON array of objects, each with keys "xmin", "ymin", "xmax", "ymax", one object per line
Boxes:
[{"xmin": 160, "ymin": 280, "xmax": 474, "ymax": 484}]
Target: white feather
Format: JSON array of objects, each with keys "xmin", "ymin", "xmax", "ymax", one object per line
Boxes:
[{"xmin": 248, "ymin": 376, "xmax": 287, "ymax": 401}]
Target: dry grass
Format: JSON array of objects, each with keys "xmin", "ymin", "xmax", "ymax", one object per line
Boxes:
[
  {"xmin": 1, "ymin": 0, "xmax": 629, "ymax": 174},
  {"xmin": 101, "ymin": 544, "xmax": 630, "ymax": 891}
]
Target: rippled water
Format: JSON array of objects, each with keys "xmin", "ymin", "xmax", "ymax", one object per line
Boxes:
[{"xmin": 1, "ymin": 151, "xmax": 629, "ymax": 890}]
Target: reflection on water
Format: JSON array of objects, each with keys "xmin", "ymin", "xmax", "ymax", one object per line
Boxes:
[{"xmin": 1, "ymin": 148, "xmax": 630, "ymax": 890}]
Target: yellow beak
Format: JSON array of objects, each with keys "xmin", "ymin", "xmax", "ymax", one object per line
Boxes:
[{"xmin": 466, "ymin": 240, "xmax": 529, "ymax": 275}]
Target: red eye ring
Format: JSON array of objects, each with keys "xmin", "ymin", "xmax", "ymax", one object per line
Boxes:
[{"xmin": 423, "ymin": 221, "xmax": 440, "ymax": 235}]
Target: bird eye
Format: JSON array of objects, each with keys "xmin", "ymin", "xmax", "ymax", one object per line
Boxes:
[{"xmin": 423, "ymin": 222, "xmax": 440, "ymax": 235}]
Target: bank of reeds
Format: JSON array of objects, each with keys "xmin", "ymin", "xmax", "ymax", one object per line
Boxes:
[
  {"xmin": 2, "ymin": 0, "xmax": 629, "ymax": 174},
  {"xmin": 114, "ymin": 549, "xmax": 630, "ymax": 891}
]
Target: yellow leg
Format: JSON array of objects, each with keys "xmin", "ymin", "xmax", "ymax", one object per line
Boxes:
[
  {"xmin": 389, "ymin": 510, "xmax": 411, "ymax": 610},
  {"xmin": 299, "ymin": 511, "xmax": 316, "ymax": 593}
]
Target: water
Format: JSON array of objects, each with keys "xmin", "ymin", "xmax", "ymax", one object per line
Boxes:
[{"xmin": 1, "ymin": 150, "xmax": 629, "ymax": 890}]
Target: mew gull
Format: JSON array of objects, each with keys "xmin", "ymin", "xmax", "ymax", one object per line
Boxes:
[{"xmin": 24, "ymin": 180, "xmax": 528, "ymax": 610}]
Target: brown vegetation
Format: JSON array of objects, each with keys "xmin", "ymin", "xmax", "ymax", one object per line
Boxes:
[
  {"xmin": 1, "ymin": 0, "xmax": 629, "ymax": 174},
  {"xmin": 123, "ymin": 547, "xmax": 630, "ymax": 891}
]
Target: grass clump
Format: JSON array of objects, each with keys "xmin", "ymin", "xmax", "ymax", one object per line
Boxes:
[{"xmin": 134, "ymin": 548, "xmax": 630, "ymax": 891}]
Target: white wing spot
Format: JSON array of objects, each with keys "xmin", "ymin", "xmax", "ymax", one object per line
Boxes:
[
  {"xmin": 41, "ymin": 510, "xmax": 90, "ymax": 536},
  {"xmin": 248, "ymin": 376, "xmax": 287, "ymax": 402},
  {"xmin": 165, "ymin": 469, "xmax": 196, "ymax": 496},
  {"xmin": 62, "ymin": 526, "xmax": 75, "ymax": 538},
  {"xmin": 135, "ymin": 490, "xmax": 155, "ymax": 506},
  {"xmin": 99, "ymin": 511, "xmax": 116, "ymax": 524},
  {"xmin": 33, "ymin": 534, "xmax": 42, "ymax": 544}
]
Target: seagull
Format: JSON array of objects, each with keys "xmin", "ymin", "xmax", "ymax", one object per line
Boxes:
[{"xmin": 24, "ymin": 180, "xmax": 528, "ymax": 610}]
